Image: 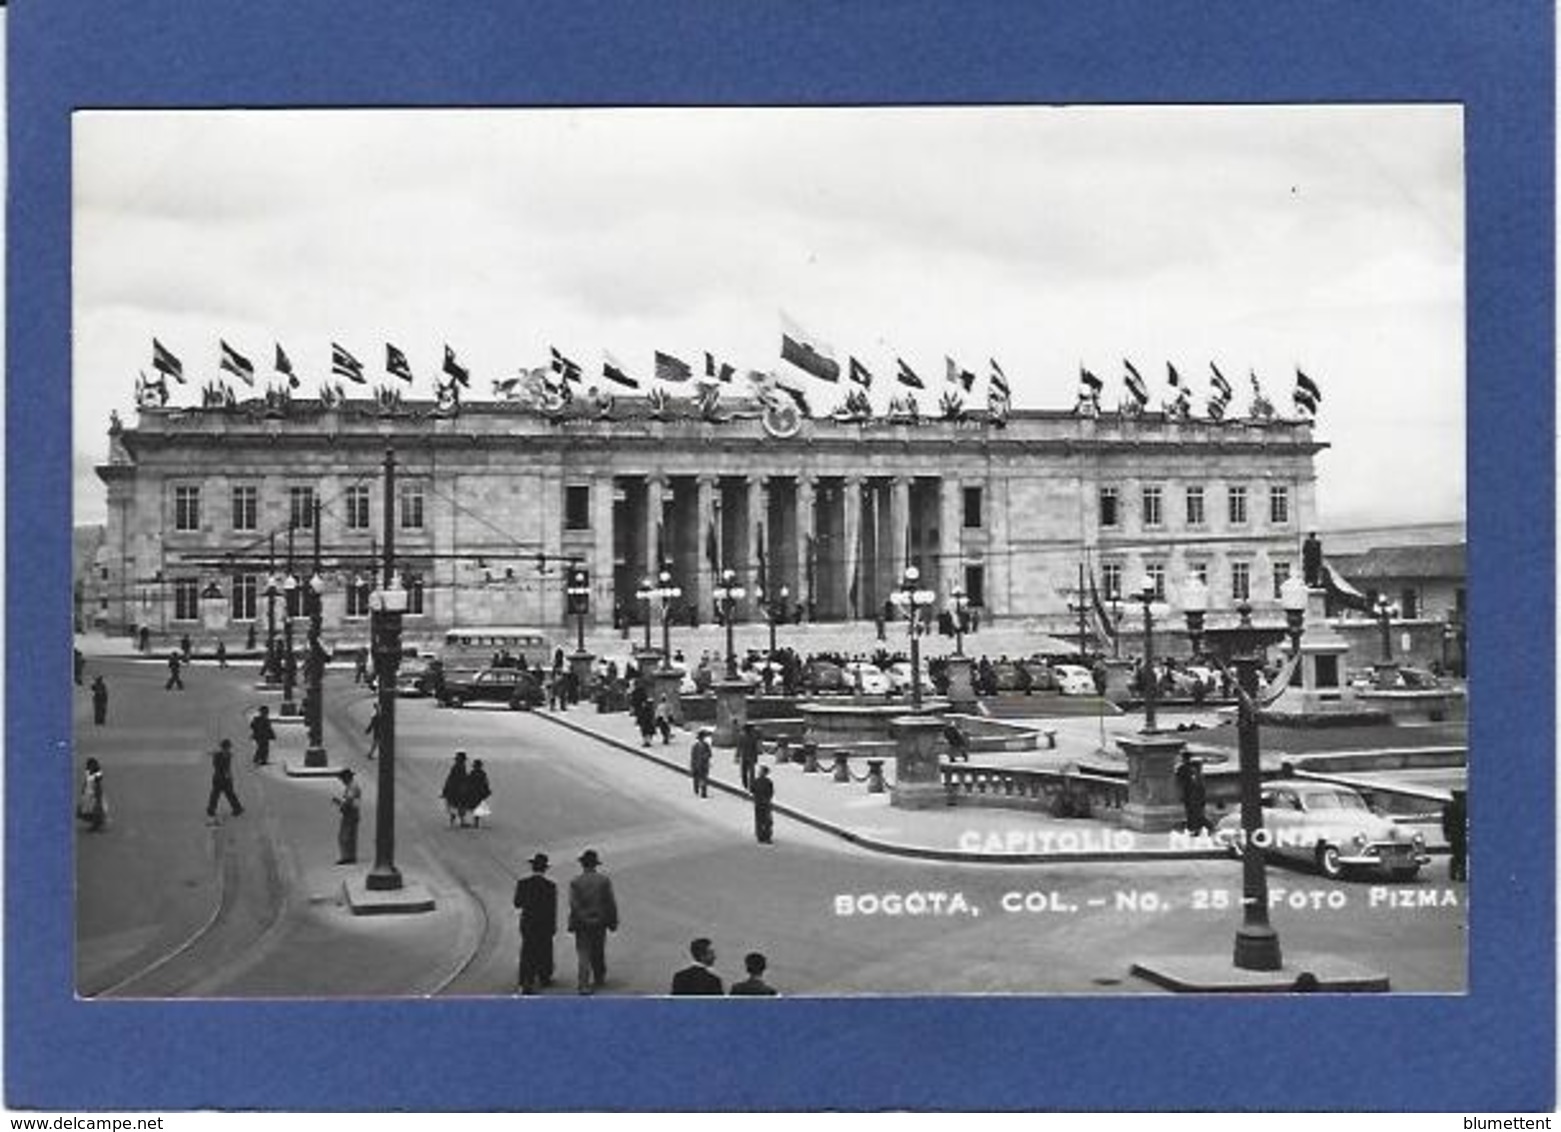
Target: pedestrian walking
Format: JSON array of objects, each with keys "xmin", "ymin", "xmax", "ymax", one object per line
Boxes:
[
  {"xmin": 513, "ymin": 853, "xmax": 557, "ymax": 994},
  {"xmin": 74, "ymin": 647, "xmax": 85, "ymax": 687},
  {"xmin": 689, "ymin": 727, "xmax": 713, "ymax": 798},
  {"xmin": 215, "ymin": 640, "xmax": 228, "ymax": 669},
  {"xmin": 90, "ymin": 675, "xmax": 109, "ymax": 726},
  {"xmin": 77, "ymin": 758, "xmax": 107, "ymax": 832},
  {"xmin": 466, "ymin": 758, "xmax": 493, "ymax": 828},
  {"xmin": 1442, "ymin": 787, "xmax": 1467, "ymax": 881},
  {"xmin": 441, "ymin": 751, "xmax": 471, "ymax": 827},
  {"xmin": 567, "ymin": 848, "xmax": 618, "ymax": 994},
  {"xmin": 364, "ymin": 701, "xmax": 381, "ymax": 760},
  {"xmin": 206, "ymin": 739, "xmax": 244, "ymax": 820},
  {"xmin": 245, "ymin": 623, "xmax": 257, "ymax": 652},
  {"xmin": 332, "ymin": 768, "xmax": 361, "ymax": 864},
  {"xmin": 250, "ymin": 705, "xmax": 277, "ymax": 766},
  {"xmin": 165, "ymin": 651, "xmax": 185, "ymax": 691},
  {"xmin": 736, "ymin": 722, "xmax": 761, "ymax": 791},
  {"xmin": 634, "ymin": 695, "xmax": 657, "ymax": 748},
  {"xmin": 138, "ymin": 625, "xmax": 151, "ymax": 654},
  {"xmin": 729, "ymin": 952, "xmax": 778, "ymax": 996},
  {"xmin": 751, "ymin": 765, "xmax": 775, "ymax": 844},
  {"xmin": 671, "ymin": 938, "xmax": 724, "ymax": 995},
  {"xmin": 1175, "ymin": 752, "xmax": 1210, "ymax": 834},
  {"xmin": 354, "ymin": 646, "xmax": 369, "ymax": 685},
  {"xmin": 654, "ymin": 694, "xmax": 674, "ymax": 744}
]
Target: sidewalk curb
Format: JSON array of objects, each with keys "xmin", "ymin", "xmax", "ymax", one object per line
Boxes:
[{"xmin": 537, "ymin": 710, "xmax": 1226, "ymax": 866}]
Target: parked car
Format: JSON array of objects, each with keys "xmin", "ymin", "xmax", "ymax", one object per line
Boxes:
[
  {"xmin": 1053, "ymin": 663, "xmax": 1097, "ymax": 696},
  {"xmin": 841, "ymin": 661, "xmax": 892, "ymax": 695},
  {"xmin": 1213, "ymin": 780, "xmax": 1428, "ymax": 880},
  {"xmin": 437, "ymin": 666, "xmax": 544, "ymax": 710},
  {"xmin": 396, "ymin": 658, "xmax": 440, "ymax": 698},
  {"xmin": 802, "ymin": 659, "xmax": 848, "ymax": 694},
  {"xmin": 886, "ymin": 660, "xmax": 935, "ymax": 696}
]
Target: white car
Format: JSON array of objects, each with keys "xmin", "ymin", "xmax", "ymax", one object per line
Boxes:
[
  {"xmin": 841, "ymin": 661, "xmax": 892, "ymax": 695},
  {"xmin": 886, "ymin": 660, "xmax": 935, "ymax": 696},
  {"xmin": 1214, "ymin": 780, "xmax": 1429, "ymax": 880},
  {"xmin": 1053, "ymin": 663, "xmax": 1096, "ymax": 696}
]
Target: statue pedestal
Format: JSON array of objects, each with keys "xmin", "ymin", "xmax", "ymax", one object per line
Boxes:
[
  {"xmin": 631, "ymin": 647, "xmax": 662, "ymax": 691},
  {"xmin": 1117, "ymin": 732, "xmax": 1187, "ymax": 832},
  {"xmin": 943, "ymin": 655, "xmax": 977, "ymax": 712},
  {"xmin": 650, "ymin": 668, "xmax": 684, "ymax": 728},
  {"xmin": 713, "ymin": 680, "xmax": 749, "ymax": 748},
  {"xmin": 1268, "ymin": 588, "xmax": 1361, "ymax": 718},
  {"xmin": 889, "ymin": 715, "xmax": 948, "ymax": 810},
  {"xmin": 1100, "ymin": 658, "xmax": 1134, "ymax": 705},
  {"xmin": 569, "ymin": 650, "xmax": 595, "ymax": 703}
]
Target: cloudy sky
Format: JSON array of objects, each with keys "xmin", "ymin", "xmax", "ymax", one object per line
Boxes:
[{"xmin": 73, "ymin": 105, "xmax": 1463, "ymax": 528}]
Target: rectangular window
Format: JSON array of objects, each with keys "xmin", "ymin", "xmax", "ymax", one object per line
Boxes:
[
  {"xmin": 962, "ymin": 486, "xmax": 983, "ymax": 530},
  {"xmin": 173, "ymin": 578, "xmax": 200, "ymax": 621},
  {"xmin": 231, "ymin": 485, "xmax": 258, "ymax": 532},
  {"xmin": 963, "ymin": 563, "xmax": 985, "ymax": 607},
  {"xmin": 407, "ymin": 573, "xmax": 426, "ymax": 616},
  {"xmin": 1228, "ymin": 486, "xmax": 1248, "ymax": 525},
  {"xmin": 345, "ymin": 579, "xmax": 372, "ymax": 619},
  {"xmin": 230, "ymin": 573, "xmax": 258, "ymax": 621},
  {"xmin": 289, "ymin": 486, "xmax": 316, "ymax": 530},
  {"xmin": 1231, "ymin": 561, "xmax": 1251, "ymax": 603},
  {"xmin": 1400, "ymin": 588, "xmax": 1419, "ymax": 619},
  {"xmin": 400, "ymin": 484, "xmax": 425, "ymax": 531},
  {"xmin": 346, "ymin": 485, "xmax": 371, "ymax": 531},
  {"xmin": 1185, "ymin": 486, "xmax": 1205, "ymax": 526},
  {"xmin": 1146, "ymin": 562, "xmax": 1166, "ymax": 602},
  {"xmin": 1102, "ymin": 562, "xmax": 1122, "ymax": 602},
  {"xmin": 1142, "ymin": 486, "xmax": 1163, "ymax": 528},
  {"xmin": 1270, "ymin": 485, "xmax": 1290, "ymax": 525},
  {"xmin": 565, "ymin": 485, "xmax": 592, "ymax": 531},
  {"xmin": 1272, "ymin": 561, "xmax": 1292, "ymax": 600},
  {"xmin": 1099, "ymin": 487, "xmax": 1119, "ymax": 528},
  {"xmin": 174, "ymin": 486, "xmax": 201, "ymax": 532}
]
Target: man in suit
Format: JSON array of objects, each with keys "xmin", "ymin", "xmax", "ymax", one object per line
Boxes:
[
  {"xmin": 689, "ymin": 727, "xmax": 713, "ymax": 798},
  {"xmin": 513, "ymin": 852, "xmax": 558, "ymax": 994},
  {"xmin": 729, "ymin": 951, "xmax": 779, "ymax": 996},
  {"xmin": 751, "ymin": 765, "xmax": 776, "ymax": 844},
  {"xmin": 567, "ymin": 849, "xmax": 618, "ymax": 995},
  {"xmin": 671, "ymin": 938, "xmax": 723, "ymax": 995},
  {"xmin": 250, "ymin": 705, "xmax": 277, "ymax": 767}
]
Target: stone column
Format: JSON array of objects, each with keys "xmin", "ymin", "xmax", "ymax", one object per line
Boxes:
[
  {"xmin": 843, "ymin": 475, "xmax": 862, "ymax": 621},
  {"xmin": 591, "ymin": 475, "xmax": 613, "ymax": 629},
  {"xmin": 939, "ymin": 476, "xmax": 962, "ymax": 597},
  {"xmin": 696, "ymin": 474, "xmax": 718, "ymax": 622},
  {"xmin": 645, "ymin": 473, "xmax": 666, "ymax": 575},
  {"xmin": 747, "ymin": 474, "xmax": 768, "ymax": 619},
  {"xmin": 795, "ymin": 476, "xmax": 815, "ymax": 620}
]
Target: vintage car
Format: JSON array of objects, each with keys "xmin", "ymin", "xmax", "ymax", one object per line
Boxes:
[
  {"xmin": 801, "ymin": 659, "xmax": 848, "ymax": 694},
  {"xmin": 1052, "ymin": 663, "xmax": 1097, "ymax": 696},
  {"xmin": 436, "ymin": 666, "xmax": 544, "ymax": 710},
  {"xmin": 396, "ymin": 658, "xmax": 441, "ymax": 698},
  {"xmin": 1214, "ymin": 779, "xmax": 1429, "ymax": 880},
  {"xmin": 885, "ymin": 660, "xmax": 935, "ymax": 696},
  {"xmin": 841, "ymin": 661, "xmax": 893, "ymax": 695}
]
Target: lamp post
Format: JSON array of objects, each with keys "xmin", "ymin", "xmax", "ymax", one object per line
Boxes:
[
  {"xmin": 949, "ymin": 585, "xmax": 967, "ymax": 657},
  {"xmin": 712, "ymin": 568, "xmax": 746, "ymax": 679},
  {"xmin": 654, "ymin": 569, "xmax": 682, "ymax": 670},
  {"xmin": 636, "ymin": 575, "xmax": 655, "ymax": 654},
  {"xmin": 366, "ymin": 448, "xmax": 406, "ymax": 892},
  {"xmin": 281, "ymin": 572, "xmax": 299, "ymax": 715},
  {"xmin": 1373, "ymin": 594, "xmax": 1397, "ymax": 664},
  {"xmin": 757, "ymin": 584, "xmax": 789, "ymax": 669},
  {"xmin": 890, "ymin": 565, "xmax": 935, "ymax": 709},
  {"xmin": 303, "ymin": 497, "xmax": 328, "ymax": 766},
  {"xmin": 1182, "ymin": 574, "xmax": 1308, "ymax": 971},
  {"xmin": 263, "ymin": 556, "xmax": 279, "ymax": 686},
  {"xmin": 1134, "ymin": 575, "xmax": 1159, "ymax": 733},
  {"xmin": 567, "ymin": 569, "xmax": 591, "ymax": 655}
]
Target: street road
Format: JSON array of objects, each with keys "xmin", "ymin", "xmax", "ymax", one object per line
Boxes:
[{"xmin": 73, "ymin": 659, "xmax": 1467, "ymax": 997}]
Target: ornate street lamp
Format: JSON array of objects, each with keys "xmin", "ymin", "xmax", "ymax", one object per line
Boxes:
[
  {"xmin": 366, "ymin": 569, "xmax": 409, "ymax": 891},
  {"xmin": 263, "ymin": 571, "xmax": 281, "ymax": 686},
  {"xmin": 949, "ymin": 585, "xmax": 968, "ymax": 657},
  {"xmin": 653, "ymin": 569, "xmax": 683, "ymax": 671},
  {"xmin": 1182, "ymin": 574, "xmax": 1309, "ymax": 971},
  {"xmin": 636, "ymin": 575, "xmax": 655, "ymax": 654},
  {"xmin": 280, "ymin": 572, "xmax": 299, "ymax": 715},
  {"xmin": 303, "ymin": 570, "xmax": 329, "ymax": 766},
  {"xmin": 566, "ymin": 569, "xmax": 591, "ymax": 655},
  {"xmin": 1373, "ymin": 594, "xmax": 1397, "ymax": 665},
  {"xmin": 1133, "ymin": 574, "xmax": 1160, "ymax": 733},
  {"xmin": 890, "ymin": 565, "xmax": 935, "ymax": 709},
  {"xmin": 756, "ymin": 583, "xmax": 789, "ymax": 672},
  {"xmin": 712, "ymin": 568, "xmax": 747, "ymax": 679}
]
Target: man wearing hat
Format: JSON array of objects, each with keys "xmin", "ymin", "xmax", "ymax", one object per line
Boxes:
[
  {"xmin": 513, "ymin": 852, "xmax": 558, "ymax": 994},
  {"xmin": 332, "ymin": 768, "xmax": 362, "ymax": 864},
  {"xmin": 689, "ymin": 727, "xmax": 714, "ymax": 798},
  {"xmin": 568, "ymin": 849, "xmax": 619, "ymax": 994},
  {"xmin": 206, "ymin": 738, "xmax": 244, "ymax": 821}
]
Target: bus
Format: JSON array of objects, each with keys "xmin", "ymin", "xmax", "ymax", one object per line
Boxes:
[{"xmin": 439, "ymin": 626, "xmax": 553, "ymax": 677}]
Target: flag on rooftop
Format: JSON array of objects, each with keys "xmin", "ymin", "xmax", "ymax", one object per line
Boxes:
[
  {"xmin": 895, "ymin": 358, "xmax": 924, "ymax": 389},
  {"xmin": 1079, "ymin": 366, "xmax": 1103, "ymax": 393},
  {"xmin": 602, "ymin": 352, "xmax": 640, "ymax": 390},
  {"xmin": 1123, "ymin": 359, "xmax": 1148, "ymax": 405},
  {"xmin": 1296, "ymin": 368, "xmax": 1322, "ymax": 404},
  {"xmin": 549, "ymin": 346, "xmax": 582, "ymax": 385},
  {"xmin": 704, "ymin": 352, "xmax": 735, "ymax": 384},
  {"xmin": 779, "ymin": 323, "xmax": 840, "ymax": 383},
  {"xmin": 989, "ymin": 359, "xmax": 1010, "ymax": 399},
  {"xmin": 945, "ymin": 357, "xmax": 976, "ymax": 392},
  {"xmin": 152, "ymin": 338, "xmax": 185, "ymax": 383},
  {"xmin": 1167, "ymin": 362, "xmax": 1182, "ymax": 388},
  {"xmin": 332, "ymin": 343, "xmax": 366, "ymax": 384},
  {"xmin": 1209, "ymin": 361, "xmax": 1233, "ymax": 399},
  {"xmin": 387, "ymin": 344, "xmax": 414, "ymax": 384},
  {"xmin": 219, "ymin": 340, "xmax": 255, "ymax": 387},
  {"xmin": 274, "ymin": 344, "xmax": 299, "ymax": 389},
  {"xmin": 848, "ymin": 357, "xmax": 873, "ymax": 388},
  {"xmin": 654, "ymin": 350, "xmax": 692, "ymax": 384}
]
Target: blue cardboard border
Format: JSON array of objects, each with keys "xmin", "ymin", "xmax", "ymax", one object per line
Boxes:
[{"xmin": 8, "ymin": 0, "xmax": 1553, "ymax": 1111}]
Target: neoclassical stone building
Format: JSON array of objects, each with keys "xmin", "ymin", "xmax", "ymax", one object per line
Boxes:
[{"xmin": 95, "ymin": 399, "xmax": 1324, "ymax": 645}]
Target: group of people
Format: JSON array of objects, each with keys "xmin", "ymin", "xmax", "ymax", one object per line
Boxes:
[
  {"xmin": 672, "ymin": 938, "xmax": 778, "ymax": 996},
  {"xmin": 440, "ymin": 751, "xmax": 493, "ymax": 828},
  {"xmin": 630, "ymin": 682, "xmax": 676, "ymax": 747},
  {"xmin": 686, "ymin": 724, "xmax": 775, "ymax": 843}
]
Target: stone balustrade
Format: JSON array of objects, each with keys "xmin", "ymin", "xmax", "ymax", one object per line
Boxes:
[{"xmin": 941, "ymin": 764, "xmax": 1128, "ymax": 815}]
